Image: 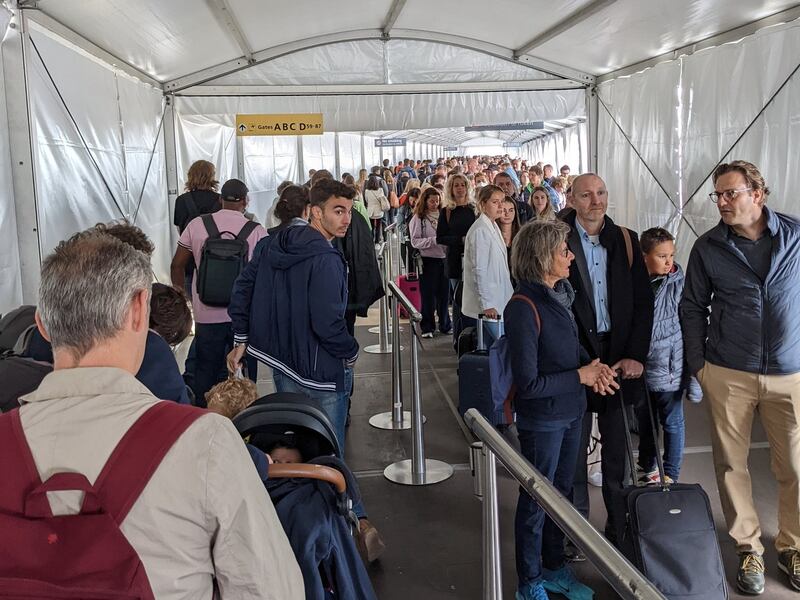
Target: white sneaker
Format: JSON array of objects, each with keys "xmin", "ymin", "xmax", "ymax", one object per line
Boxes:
[{"xmin": 421, "ymin": 332, "xmax": 434, "ymax": 339}]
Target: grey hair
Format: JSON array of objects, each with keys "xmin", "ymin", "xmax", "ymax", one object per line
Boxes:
[
  {"xmin": 37, "ymin": 229, "xmax": 152, "ymax": 360},
  {"xmin": 511, "ymin": 219, "xmax": 571, "ymax": 283},
  {"xmin": 493, "ymin": 171, "xmax": 519, "ymax": 195}
]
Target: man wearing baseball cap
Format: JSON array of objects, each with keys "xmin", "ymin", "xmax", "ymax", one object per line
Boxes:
[{"xmin": 171, "ymin": 178, "xmax": 266, "ymax": 404}]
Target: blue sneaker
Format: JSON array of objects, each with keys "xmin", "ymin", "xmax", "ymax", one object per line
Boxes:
[
  {"xmin": 542, "ymin": 565, "xmax": 594, "ymax": 600},
  {"xmin": 516, "ymin": 581, "xmax": 550, "ymax": 600}
]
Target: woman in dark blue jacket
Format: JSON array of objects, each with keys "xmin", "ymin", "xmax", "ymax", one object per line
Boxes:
[{"xmin": 504, "ymin": 220, "xmax": 616, "ymax": 600}]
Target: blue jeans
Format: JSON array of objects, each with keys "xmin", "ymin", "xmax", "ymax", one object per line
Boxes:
[
  {"xmin": 192, "ymin": 322, "xmax": 233, "ymax": 408},
  {"xmin": 272, "ymin": 367, "xmax": 364, "ymax": 517},
  {"xmin": 636, "ymin": 389, "xmax": 685, "ymax": 480},
  {"xmin": 515, "ymin": 414, "xmax": 583, "ymax": 586},
  {"xmin": 272, "ymin": 367, "xmax": 353, "ymax": 459}
]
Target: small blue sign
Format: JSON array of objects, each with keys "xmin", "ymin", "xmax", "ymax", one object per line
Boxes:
[{"xmin": 375, "ymin": 138, "xmax": 406, "ymax": 147}]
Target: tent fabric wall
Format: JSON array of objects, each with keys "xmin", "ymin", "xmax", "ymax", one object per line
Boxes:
[
  {"xmin": 242, "ymin": 135, "xmax": 299, "ymax": 226},
  {"xmin": 597, "ymin": 61, "xmax": 684, "ymax": 248},
  {"xmin": 338, "ymin": 132, "xmax": 362, "ymax": 177},
  {"xmin": 26, "ymin": 24, "xmax": 171, "ymax": 282},
  {"xmin": 302, "ymin": 132, "xmax": 336, "ymax": 177},
  {"xmin": 597, "ymin": 18, "xmax": 800, "ymax": 265},
  {"xmin": 0, "ymin": 10, "xmax": 24, "ymax": 314},
  {"xmin": 521, "ymin": 122, "xmax": 588, "ymax": 175},
  {"xmin": 363, "ymin": 135, "xmax": 380, "ymax": 170}
]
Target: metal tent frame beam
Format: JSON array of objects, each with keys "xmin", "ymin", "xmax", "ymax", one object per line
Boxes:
[
  {"xmin": 176, "ymin": 79, "xmax": 585, "ymax": 96},
  {"xmin": 382, "ymin": 0, "xmax": 407, "ymax": 37},
  {"xmin": 23, "ymin": 9, "xmax": 161, "ymax": 87},
  {"xmin": 163, "ymin": 28, "xmax": 594, "ymax": 92},
  {"xmin": 205, "ymin": 0, "xmax": 255, "ymax": 64},
  {"xmin": 514, "ymin": 0, "xmax": 617, "ymax": 57}
]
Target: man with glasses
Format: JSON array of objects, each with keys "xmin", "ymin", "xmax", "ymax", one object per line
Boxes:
[
  {"xmin": 561, "ymin": 173, "xmax": 654, "ymax": 552},
  {"xmin": 681, "ymin": 160, "xmax": 800, "ymax": 595}
]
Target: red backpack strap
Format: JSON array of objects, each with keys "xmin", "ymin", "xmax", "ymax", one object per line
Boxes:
[
  {"xmin": 509, "ymin": 294, "xmax": 541, "ymax": 331},
  {"xmin": 0, "ymin": 409, "xmax": 43, "ymax": 513},
  {"xmin": 95, "ymin": 402, "xmax": 206, "ymax": 524}
]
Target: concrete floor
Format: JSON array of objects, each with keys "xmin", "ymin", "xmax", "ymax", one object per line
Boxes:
[{"xmin": 221, "ymin": 319, "xmax": 790, "ymax": 599}]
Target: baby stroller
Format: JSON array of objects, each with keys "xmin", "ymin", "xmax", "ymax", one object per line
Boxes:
[{"xmin": 234, "ymin": 392, "xmax": 377, "ymax": 600}]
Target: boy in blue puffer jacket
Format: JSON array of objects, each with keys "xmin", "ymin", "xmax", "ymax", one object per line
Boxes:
[{"xmin": 636, "ymin": 228, "xmax": 701, "ymax": 484}]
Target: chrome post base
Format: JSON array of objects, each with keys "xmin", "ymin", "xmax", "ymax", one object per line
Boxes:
[{"xmin": 384, "ymin": 459, "xmax": 454, "ymax": 486}]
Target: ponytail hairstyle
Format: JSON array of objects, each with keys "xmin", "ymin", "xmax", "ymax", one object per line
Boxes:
[{"xmin": 274, "ymin": 185, "xmax": 310, "ymax": 224}]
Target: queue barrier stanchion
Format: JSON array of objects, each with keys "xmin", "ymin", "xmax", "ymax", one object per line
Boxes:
[
  {"xmin": 369, "ymin": 287, "xmax": 412, "ymax": 430},
  {"xmin": 364, "ymin": 241, "xmax": 394, "ymax": 354},
  {"xmin": 383, "ymin": 281, "xmax": 453, "ymax": 486}
]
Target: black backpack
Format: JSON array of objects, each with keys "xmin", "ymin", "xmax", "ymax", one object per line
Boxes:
[
  {"xmin": 0, "ymin": 351, "xmax": 52, "ymax": 413},
  {"xmin": 196, "ymin": 215, "xmax": 258, "ymax": 307},
  {"xmin": 0, "ymin": 306, "xmax": 36, "ymax": 352}
]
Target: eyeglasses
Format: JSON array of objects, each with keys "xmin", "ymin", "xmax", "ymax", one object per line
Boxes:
[
  {"xmin": 708, "ymin": 188, "xmax": 752, "ymax": 203},
  {"xmin": 559, "ymin": 247, "xmax": 572, "ymax": 257}
]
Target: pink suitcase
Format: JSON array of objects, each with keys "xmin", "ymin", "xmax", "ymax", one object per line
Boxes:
[{"xmin": 396, "ymin": 274, "xmax": 422, "ymax": 318}]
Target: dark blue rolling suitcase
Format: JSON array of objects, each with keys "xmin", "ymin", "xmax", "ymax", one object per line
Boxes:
[
  {"xmin": 620, "ymin": 381, "xmax": 728, "ymax": 600},
  {"xmin": 458, "ymin": 316, "xmax": 506, "ymax": 425}
]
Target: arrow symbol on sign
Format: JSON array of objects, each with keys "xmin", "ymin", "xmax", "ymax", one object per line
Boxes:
[{"xmin": 238, "ymin": 124, "xmax": 247, "ymax": 132}]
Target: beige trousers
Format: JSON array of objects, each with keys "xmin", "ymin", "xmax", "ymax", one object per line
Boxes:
[{"xmin": 700, "ymin": 361, "xmax": 800, "ymax": 554}]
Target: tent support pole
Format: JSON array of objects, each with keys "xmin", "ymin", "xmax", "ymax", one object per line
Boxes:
[
  {"xmin": 163, "ymin": 95, "xmax": 180, "ymax": 249},
  {"xmin": 334, "ymin": 131, "xmax": 341, "ymax": 179},
  {"xmin": 236, "ymin": 135, "xmax": 245, "ymax": 181},
  {"xmin": 584, "ymin": 86, "xmax": 598, "ymax": 173},
  {"xmin": 296, "ymin": 137, "xmax": 304, "ymax": 184},
  {"xmin": 3, "ymin": 8, "xmax": 42, "ymax": 303}
]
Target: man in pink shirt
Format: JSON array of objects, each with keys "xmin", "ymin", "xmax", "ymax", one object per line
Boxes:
[{"xmin": 171, "ymin": 179, "xmax": 266, "ymax": 405}]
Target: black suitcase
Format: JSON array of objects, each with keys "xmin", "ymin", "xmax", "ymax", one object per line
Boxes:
[
  {"xmin": 458, "ymin": 316, "xmax": 500, "ymax": 422},
  {"xmin": 619, "ymin": 380, "xmax": 728, "ymax": 600},
  {"xmin": 457, "ymin": 326, "xmax": 477, "ymax": 358}
]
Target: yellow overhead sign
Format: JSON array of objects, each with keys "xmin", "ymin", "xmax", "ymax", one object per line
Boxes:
[{"xmin": 235, "ymin": 113, "xmax": 324, "ymax": 136}]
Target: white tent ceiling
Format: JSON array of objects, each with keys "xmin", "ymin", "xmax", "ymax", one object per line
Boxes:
[
  {"xmin": 22, "ymin": 0, "xmax": 800, "ymax": 86},
  {"xmin": 367, "ymin": 118, "xmax": 585, "ymax": 147}
]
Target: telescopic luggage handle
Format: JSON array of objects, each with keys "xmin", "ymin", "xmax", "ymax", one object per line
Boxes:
[
  {"xmin": 476, "ymin": 314, "xmax": 504, "ymax": 352},
  {"xmin": 617, "ymin": 369, "xmax": 668, "ymax": 489}
]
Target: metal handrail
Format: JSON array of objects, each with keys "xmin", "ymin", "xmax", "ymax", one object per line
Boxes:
[
  {"xmin": 464, "ymin": 409, "xmax": 667, "ymax": 600},
  {"xmin": 387, "ymin": 280, "xmax": 421, "ymax": 322}
]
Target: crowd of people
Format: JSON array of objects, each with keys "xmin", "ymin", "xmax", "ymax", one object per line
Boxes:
[{"xmin": 1, "ymin": 150, "xmax": 798, "ymax": 600}]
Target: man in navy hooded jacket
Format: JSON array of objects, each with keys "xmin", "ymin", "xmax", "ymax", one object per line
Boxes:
[
  {"xmin": 227, "ymin": 178, "xmax": 359, "ymax": 451},
  {"xmin": 227, "ymin": 180, "xmax": 387, "ymax": 563}
]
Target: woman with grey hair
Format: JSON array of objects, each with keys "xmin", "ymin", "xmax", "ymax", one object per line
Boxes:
[{"xmin": 505, "ymin": 219, "xmax": 616, "ymax": 600}]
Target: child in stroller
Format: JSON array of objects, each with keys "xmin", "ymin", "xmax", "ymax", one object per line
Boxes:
[{"xmin": 206, "ymin": 380, "xmax": 379, "ymax": 600}]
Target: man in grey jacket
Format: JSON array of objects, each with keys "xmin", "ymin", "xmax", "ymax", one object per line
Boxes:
[{"xmin": 681, "ymin": 160, "xmax": 800, "ymax": 596}]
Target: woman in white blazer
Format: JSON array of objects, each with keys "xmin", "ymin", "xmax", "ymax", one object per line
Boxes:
[{"xmin": 461, "ymin": 184, "xmax": 514, "ymax": 345}]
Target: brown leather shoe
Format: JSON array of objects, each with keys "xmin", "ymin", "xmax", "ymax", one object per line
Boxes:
[{"xmin": 356, "ymin": 518, "xmax": 386, "ymax": 563}]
